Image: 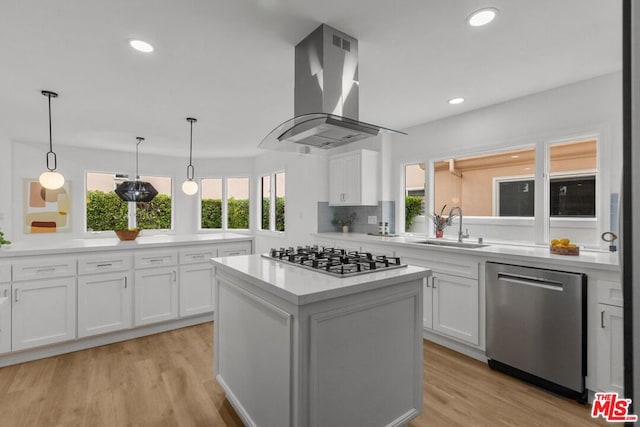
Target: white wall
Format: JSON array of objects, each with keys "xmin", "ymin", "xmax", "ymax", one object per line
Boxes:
[
  {"xmin": 0, "ymin": 136, "xmax": 12, "ymax": 236},
  {"xmin": 9, "ymin": 140, "xmax": 253, "ymax": 242},
  {"xmin": 253, "ymin": 150, "xmax": 327, "ymax": 253},
  {"xmin": 392, "ymin": 72, "xmax": 623, "ymax": 247}
]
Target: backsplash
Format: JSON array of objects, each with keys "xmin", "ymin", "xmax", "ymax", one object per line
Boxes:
[{"xmin": 317, "ymin": 201, "xmax": 395, "ymax": 234}]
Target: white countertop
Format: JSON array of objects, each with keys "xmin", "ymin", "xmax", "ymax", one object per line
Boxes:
[
  {"xmin": 211, "ymin": 253, "xmax": 431, "ymax": 305},
  {"xmin": 0, "ymin": 233, "xmax": 253, "ymax": 258},
  {"xmin": 313, "ymin": 232, "xmax": 620, "ymax": 272}
]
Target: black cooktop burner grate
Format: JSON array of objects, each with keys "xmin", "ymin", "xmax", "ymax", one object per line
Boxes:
[{"xmin": 263, "ymin": 245, "xmax": 407, "ymax": 277}]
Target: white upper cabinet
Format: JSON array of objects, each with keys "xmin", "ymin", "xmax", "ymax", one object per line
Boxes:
[{"xmin": 329, "ymin": 149, "xmax": 378, "ymax": 206}]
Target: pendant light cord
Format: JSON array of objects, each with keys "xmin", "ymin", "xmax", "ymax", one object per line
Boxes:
[
  {"xmin": 135, "ymin": 137, "xmax": 144, "ymax": 181},
  {"xmin": 42, "ymin": 90, "xmax": 58, "ymax": 171},
  {"xmin": 186, "ymin": 117, "xmax": 197, "ymax": 180}
]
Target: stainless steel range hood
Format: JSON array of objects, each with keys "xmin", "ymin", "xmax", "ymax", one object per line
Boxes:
[{"xmin": 259, "ymin": 24, "xmax": 405, "ymax": 153}]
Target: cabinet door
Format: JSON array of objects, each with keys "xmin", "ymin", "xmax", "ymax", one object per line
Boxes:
[
  {"xmin": 329, "ymin": 156, "xmax": 347, "ymax": 205},
  {"xmin": 432, "ymin": 273, "xmax": 479, "ymax": 345},
  {"xmin": 180, "ymin": 264, "xmax": 214, "ymax": 317},
  {"xmin": 218, "ymin": 242, "xmax": 251, "ymax": 257},
  {"xmin": 343, "ymin": 152, "xmax": 361, "ymax": 204},
  {"xmin": 12, "ymin": 277, "xmax": 76, "ymax": 351},
  {"xmin": 134, "ymin": 267, "xmax": 178, "ymax": 326},
  {"xmin": 0, "ymin": 285, "xmax": 10, "ymax": 354},
  {"xmin": 423, "ymin": 278, "xmax": 433, "ymax": 330},
  {"xmin": 597, "ymin": 304, "xmax": 624, "ymax": 394},
  {"xmin": 78, "ymin": 272, "xmax": 131, "ymax": 337}
]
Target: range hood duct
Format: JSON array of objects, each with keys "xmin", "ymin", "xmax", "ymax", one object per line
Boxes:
[{"xmin": 259, "ymin": 24, "xmax": 405, "ymax": 153}]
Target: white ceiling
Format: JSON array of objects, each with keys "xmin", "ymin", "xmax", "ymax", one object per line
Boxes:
[{"xmin": 0, "ymin": 0, "xmax": 622, "ymax": 158}]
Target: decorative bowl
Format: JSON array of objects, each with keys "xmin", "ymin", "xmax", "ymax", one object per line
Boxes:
[
  {"xmin": 115, "ymin": 229, "xmax": 140, "ymax": 241},
  {"xmin": 549, "ymin": 245, "xmax": 580, "ymax": 256}
]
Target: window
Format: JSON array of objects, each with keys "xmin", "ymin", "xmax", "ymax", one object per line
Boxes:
[
  {"xmin": 86, "ymin": 172, "xmax": 173, "ymax": 231},
  {"xmin": 86, "ymin": 172, "xmax": 129, "ymax": 231},
  {"xmin": 495, "ymin": 177, "xmax": 534, "ymax": 216},
  {"xmin": 404, "ymin": 163, "xmax": 425, "ymax": 232},
  {"xmin": 427, "ymin": 137, "xmax": 599, "ymax": 246},
  {"xmin": 261, "ymin": 175, "xmax": 271, "ymax": 230},
  {"xmin": 201, "ymin": 178, "xmax": 223, "ymax": 229},
  {"xmin": 200, "ymin": 177, "xmax": 250, "ymax": 230},
  {"xmin": 227, "ymin": 177, "xmax": 250, "ymax": 229},
  {"xmin": 136, "ymin": 175, "xmax": 172, "ymax": 230},
  {"xmin": 260, "ymin": 171, "xmax": 285, "ymax": 232}
]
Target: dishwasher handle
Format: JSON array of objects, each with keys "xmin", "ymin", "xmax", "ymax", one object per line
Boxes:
[{"xmin": 497, "ymin": 272, "xmax": 563, "ymax": 291}]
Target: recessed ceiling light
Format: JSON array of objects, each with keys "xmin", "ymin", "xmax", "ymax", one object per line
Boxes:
[
  {"xmin": 511, "ymin": 155, "xmax": 520, "ymax": 159},
  {"xmin": 129, "ymin": 39, "xmax": 154, "ymax": 53},
  {"xmin": 448, "ymin": 97, "xmax": 465, "ymax": 105},
  {"xmin": 467, "ymin": 7, "xmax": 499, "ymax": 27}
]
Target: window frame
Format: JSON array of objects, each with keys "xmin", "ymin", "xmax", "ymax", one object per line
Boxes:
[
  {"xmin": 84, "ymin": 170, "xmax": 175, "ymax": 235},
  {"xmin": 257, "ymin": 170, "xmax": 286, "ymax": 235},
  {"xmin": 415, "ymin": 133, "xmax": 604, "ymax": 247},
  {"xmin": 198, "ymin": 175, "xmax": 251, "ymax": 232}
]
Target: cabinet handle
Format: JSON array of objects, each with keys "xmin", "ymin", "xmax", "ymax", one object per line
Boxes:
[
  {"xmin": 149, "ymin": 258, "xmax": 163, "ymax": 263},
  {"xmin": 425, "ymin": 278, "xmax": 430, "ymax": 288},
  {"xmin": 601, "ymin": 310, "xmax": 605, "ymax": 328},
  {"xmin": 36, "ymin": 267, "xmax": 55, "ymax": 273},
  {"xmin": 14, "ymin": 288, "xmax": 19, "ymax": 303},
  {"xmin": 97, "ymin": 263, "xmax": 113, "ymax": 268},
  {"xmin": 3, "ymin": 289, "xmax": 7, "ymax": 298},
  {"xmin": 173, "ymin": 271, "xmax": 177, "ymax": 282},
  {"xmin": 432, "ymin": 277, "xmax": 438, "ymax": 289},
  {"xmin": 124, "ymin": 276, "xmax": 128, "ymax": 289},
  {"xmin": 191, "ymin": 254, "xmax": 205, "ymax": 259}
]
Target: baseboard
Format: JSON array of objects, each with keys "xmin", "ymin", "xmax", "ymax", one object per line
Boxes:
[
  {"xmin": 0, "ymin": 313, "xmax": 213, "ymax": 368},
  {"xmin": 422, "ymin": 330, "xmax": 487, "ymax": 362}
]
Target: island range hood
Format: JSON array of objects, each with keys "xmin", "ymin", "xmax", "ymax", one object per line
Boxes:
[{"xmin": 259, "ymin": 24, "xmax": 405, "ymax": 154}]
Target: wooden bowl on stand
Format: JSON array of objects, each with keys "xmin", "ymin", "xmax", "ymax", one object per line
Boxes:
[{"xmin": 115, "ymin": 229, "xmax": 140, "ymax": 241}]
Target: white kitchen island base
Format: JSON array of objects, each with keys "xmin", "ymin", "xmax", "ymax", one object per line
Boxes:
[{"xmin": 212, "ymin": 254, "xmax": 430, "ymax": 427}]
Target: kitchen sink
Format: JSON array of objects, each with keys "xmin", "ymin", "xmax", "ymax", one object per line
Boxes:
[{"xmin": 414, "ymin": 239, "xmax": 489, "ymax": 249}]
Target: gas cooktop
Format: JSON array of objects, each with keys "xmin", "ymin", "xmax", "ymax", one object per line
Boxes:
[{"xmin": 263, "ymin": 246, "xmax": 407, "ymax": 278}]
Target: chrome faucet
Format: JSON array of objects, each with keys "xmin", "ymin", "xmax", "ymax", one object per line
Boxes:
[{"xmin": 448, "ymin": 206, "xmax": 469, "ymax": 242}]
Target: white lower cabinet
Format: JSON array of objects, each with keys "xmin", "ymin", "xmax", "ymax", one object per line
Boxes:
[
  {"xmin": 134, "ymin": 266, "xmax": 179, "ymax": 326},
  {"xmin": 78, "ymin": 272, "xmax": 132, "ymax": 337},
  {"xmin": 430, "ymin": 273, "xmax": 479, "ymax": 345},
  {"xmin": 179, "ymin": 264, "xmax": 214, "ymax": 317},
  {"xmin": 218, "ymin": 242, "xmax": 251, "ymax": 257},
  {"xmin": 12, "ymin": 277, "xmax": 76, "ymax": 351},
  {"xmin": 0, "ymin": 284, "xmax": 11, "ymax": 354},
  {"xmin": 596, "ymin": 303, "xmax": 624, "ymax": 394}
]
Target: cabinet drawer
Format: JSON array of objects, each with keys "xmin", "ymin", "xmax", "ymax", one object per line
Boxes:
[
  {"xmin": 179, "ymin": 247, "xmax": 218, "ymax": 264},
  {"xmin": 0, "ymin": 263, "xmax": 10, "ymax": 283},
  {"xmin": 597, "ymin": 279, "xmax": 623, "ymax": 307},
  {"xmin": 12, "ymin": 257, "xmax": 76, "ymax": 281},
  {"xmin": 217, "ymin": 242, "xmax": 251, "ymax": 257},
  {"xmin": 134, "ymin": 250, "xmax": 178, "ymax": 268},
  {"xmin": 78, "ymin": 253, "xmax": 132, "ymax": 275}
]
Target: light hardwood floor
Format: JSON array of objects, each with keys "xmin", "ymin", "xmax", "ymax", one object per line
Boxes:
[{"xmin": 0, "ymin": 323, "xmax": 605, "ymax": 426}]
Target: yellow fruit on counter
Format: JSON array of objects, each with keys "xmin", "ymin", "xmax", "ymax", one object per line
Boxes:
[
  {"xmin": 568, "ymin": 243, "xmax": 577, "ymax": 247},
  {"xmin": 550, "ymin": 239, "xmax": 559, "ymax": 246},
  {"xmin": 560, "ymin": 238, "xmax": 570, "ymax": 246}
]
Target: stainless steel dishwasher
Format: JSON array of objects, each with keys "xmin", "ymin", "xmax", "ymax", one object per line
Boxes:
[{"xmin": 486, "ymin": 262, "xmax": 587, "ymax": 402}]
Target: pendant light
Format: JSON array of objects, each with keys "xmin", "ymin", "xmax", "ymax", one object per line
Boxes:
[
  {"xmin": 115, "ymin": 137, "xmax": 158, "ymax": 202},
  {"xmin": 39, "ymin": 90, "xmax": 65, "ymax": 190},
  {"xmin": 181, "ymin": 117, "xmax": 198, "ymax": 195}
]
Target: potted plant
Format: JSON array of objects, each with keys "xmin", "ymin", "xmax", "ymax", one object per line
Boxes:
[
  {"xmin": 428, "ymin": 204, "xmax": 457, "ymax": 238},
  {"xmin": 332, "ymin": 212, "xmax": 357, "ymax": 233},
  {"xmin": 0, "ymin": 231, "xmax": 11, "ymax": 248}
]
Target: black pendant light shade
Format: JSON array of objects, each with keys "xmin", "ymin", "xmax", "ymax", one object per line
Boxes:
[
  {"xmin": 115, "ymin": 180, "xmax": 158, "ymax": 203},
  {"xmin": 115, "ymin": 137, "xmax": 158, "ymax": 202}
]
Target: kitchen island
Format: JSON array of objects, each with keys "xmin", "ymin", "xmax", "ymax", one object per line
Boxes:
[{"xmin": 211, "ymin": 253, "xmax": 431, "ymax": 427}]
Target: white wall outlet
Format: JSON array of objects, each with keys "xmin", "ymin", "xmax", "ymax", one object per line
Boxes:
[{"xmin": 368, "ymin": 216, "xmax": 377, "ymax": 224}]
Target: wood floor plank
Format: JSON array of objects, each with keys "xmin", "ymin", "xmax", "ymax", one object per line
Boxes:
[{"xmin": 0, "ymin": 322, "xmax": 607, "ymax": 426}]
